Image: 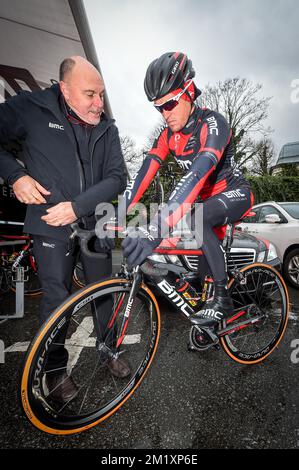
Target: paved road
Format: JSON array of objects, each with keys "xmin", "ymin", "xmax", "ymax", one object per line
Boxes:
[{"xmin": 0, "ymin": 271, "xmax": 298, "ymax": 449}]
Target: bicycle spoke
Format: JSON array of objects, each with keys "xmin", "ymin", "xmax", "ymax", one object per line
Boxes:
[{"xmin": 77, "ymin": 359, "xmax": 101, "ymax": 415}]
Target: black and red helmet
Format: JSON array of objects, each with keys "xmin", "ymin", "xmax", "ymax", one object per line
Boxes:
[{"xmin": 144, "ymin": 52, "xmax": 195, "ymax": 101}]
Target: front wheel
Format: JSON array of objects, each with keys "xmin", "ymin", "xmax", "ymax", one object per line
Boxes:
[
  {"xmin": 221, "ymin": 263, "xmax": 289, "ymax": 364},
  {"xmin": 20, "ymin": 277, "xmax": 160, "ymax": 435}
]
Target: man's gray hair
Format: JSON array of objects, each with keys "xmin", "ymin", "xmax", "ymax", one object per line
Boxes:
[{"xmin": 59, "ymin": 58, "xmax": 76, "ymax": 81}]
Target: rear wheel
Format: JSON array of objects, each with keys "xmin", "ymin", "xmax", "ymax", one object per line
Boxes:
[
  {"xmin": 20, "ymin": 277, "xmax": 160, "ymax": 435},
  {"xmin": 221, "ymin": 263, "xmax": 289, "ymax": 364}
]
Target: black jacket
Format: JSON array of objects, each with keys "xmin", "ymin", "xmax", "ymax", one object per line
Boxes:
[{"xmin": 0, "ymin": 84, "xmax": 127, "ymax": 241}]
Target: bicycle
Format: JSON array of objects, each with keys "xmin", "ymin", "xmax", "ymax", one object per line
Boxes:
[
  {"xmin": 20, "ymin": 218, "xmax": 289, "ymax": 435},
  {"xmin": 0, "ymin": 234, "xmax": 41, "ymax": 297}
]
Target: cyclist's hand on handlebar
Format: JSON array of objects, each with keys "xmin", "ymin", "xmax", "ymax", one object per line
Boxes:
[
  {"xmin": 93, "ymin": 217, "xmax": 122, "ymax": 251},
  {"xmin": 121, "ymin": 225, "xmax": 162, "ymax": 268},
  {"xmin": 13, "ymin": 175, "xmax": 51, "ymax": 204}
]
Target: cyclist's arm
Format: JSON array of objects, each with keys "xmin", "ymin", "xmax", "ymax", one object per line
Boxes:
[
  {"xmin": 152, "ymin": 112, "xmax": 232, "ymax": 232},
  {"xmin": 118, "ymin": 127, "xmax": 169, "ymax": 219}
]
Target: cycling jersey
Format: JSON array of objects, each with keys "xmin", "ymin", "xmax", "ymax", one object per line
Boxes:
[{"xmin": 121, "ymin": 106, "xmax": 250, "ymax": 232}]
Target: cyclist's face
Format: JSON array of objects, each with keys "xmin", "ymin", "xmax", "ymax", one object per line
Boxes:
[
  {"xmin": 154, "ymin": 91, "xmax": 192, "ymax": 132},
  {"xmin": 60, "ymin": 62, "xmax": 105, "ymax": 125}
]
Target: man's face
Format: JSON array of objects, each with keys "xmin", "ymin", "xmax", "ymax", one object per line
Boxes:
[
  {"xmin": 154, "ymin": 91, "xmax": 192, "ymax": 132},
  {"xmin": 60, "ymin": 67, "xmax": 105, "ymax": 125}
]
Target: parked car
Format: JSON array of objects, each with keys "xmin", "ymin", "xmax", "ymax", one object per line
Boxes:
[
  {"xmin": 177, "ymin": 229, "xmax": 281, "ymax": 273},
  {"xmin": 75, "ymin": 230, "xmax": 281, "ymax": 290},
  {"xmin": 237, "ymin": 201, "xmax": 299, "ymax": 289},
  {"xmin": 141, "ymin": 229, "xmax": 281, "ymax": 295}
]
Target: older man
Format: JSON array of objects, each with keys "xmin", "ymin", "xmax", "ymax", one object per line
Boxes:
[{"xmin": 0, "ymin": 56, "xmax": 128, "ymax": 400}]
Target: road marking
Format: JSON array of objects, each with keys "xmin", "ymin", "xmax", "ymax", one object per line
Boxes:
[
  {"xmin": 4, "ymin": 314, "xmax": 141, "ymax": 359},
  {"xmin": 4, "ymin": 305, "xmax": 296, "ymax": 355},
  {"xmin": 5, "ymin": 341, "xmax": 29, "ymax": 353},
  {"xmin": 67, "ymin": 316, "xmax": 94, "ymax": 371}
]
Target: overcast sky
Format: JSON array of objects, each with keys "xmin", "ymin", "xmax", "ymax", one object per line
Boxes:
[{"xmin": 83, "ymin": 0, "xmax": 299, "ymax": 159}]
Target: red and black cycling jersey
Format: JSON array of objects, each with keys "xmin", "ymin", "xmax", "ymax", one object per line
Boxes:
[{"xmin": 121, "ymin": 106, "xmax": 250, "ymax": 230}]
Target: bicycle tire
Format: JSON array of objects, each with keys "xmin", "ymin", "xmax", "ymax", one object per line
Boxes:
[
  {"xmin": 221, "ymin": 263, "xmax": 289, "ymax": 364},
  {"xmin": 20, "ymin": 277, "xmax": 160, "ymax": 435},
  {"xmin": 72, "ymin": 261, "xmax": 85, "ymax": 289}
]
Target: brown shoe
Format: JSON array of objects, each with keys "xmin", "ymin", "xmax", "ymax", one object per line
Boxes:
[
  {"xmin": 107, "ymin": 357, "xmax": 131, "ymax": 378},
  {"xmin": 45, "ymin": 371, "xmax": 78, "ymax": 403}
]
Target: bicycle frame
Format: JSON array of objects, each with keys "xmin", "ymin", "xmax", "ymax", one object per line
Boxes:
[{"xmin": 110, "ymin": 254, "xmax": 266, "ymax": 352}]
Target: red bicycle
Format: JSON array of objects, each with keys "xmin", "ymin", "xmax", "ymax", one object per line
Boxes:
[{"xmin": 0, "ymin": 234, "xmax": 41, "ymax": 297}]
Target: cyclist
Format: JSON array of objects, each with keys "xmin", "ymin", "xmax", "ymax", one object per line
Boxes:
[{"xmin": 120, "ymin": 51, "xmax": 254, "ymax": 328}]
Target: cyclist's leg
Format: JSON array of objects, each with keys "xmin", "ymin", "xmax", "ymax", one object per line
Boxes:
[
  {"xmin": 32, "ymin": 235, "xmax": 77, "ymax": 371},
  {"xmin": 203, "ymin": 187, "xmax": 253, "ymax": 282},
  {"xmin": 191, "ymin": 187, "xmax": 253, "ymax": 326}
]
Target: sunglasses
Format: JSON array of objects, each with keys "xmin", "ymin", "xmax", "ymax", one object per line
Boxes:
[{"xmin": 154, "ymin": 80, "xmax": 193, "ymax": 113}]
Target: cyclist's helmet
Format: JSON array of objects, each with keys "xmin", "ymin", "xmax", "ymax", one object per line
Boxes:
[{"xmin": 144, "ymin": 52, "xmax": 195, "ymax": 101}]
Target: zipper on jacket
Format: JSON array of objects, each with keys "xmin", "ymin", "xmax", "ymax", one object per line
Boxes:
[
  {"xmin": 74, "ymin": 149, "xmax": 85, "ymax": 193},
  {"xmin": 90, "ymin": 123, "xmax": 113, "ymax": 185}
]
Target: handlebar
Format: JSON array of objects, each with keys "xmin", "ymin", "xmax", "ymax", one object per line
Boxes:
[{"xmin": 70, "ymin": 223, "xmax": 108, "ymax": 259}]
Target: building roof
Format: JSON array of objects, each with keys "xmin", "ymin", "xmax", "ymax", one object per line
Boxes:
[{"xmin": 275, "ymin": 141, "xmax": 299, "ymax": 166}]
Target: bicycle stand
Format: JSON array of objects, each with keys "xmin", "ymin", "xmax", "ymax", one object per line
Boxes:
[
  {"xmin": 0, "ymin": 266, "xmax": 25, "ymax": 324},
  {"xmin": 0, "ymin": 239, "xmax": 26, "ymax": 324}
]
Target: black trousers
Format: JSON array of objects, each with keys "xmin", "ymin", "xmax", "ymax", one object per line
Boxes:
[
  {"xmin": 32, "ymin": 235, "xmax": 113, "ymax": 373},
  {"xmin": 191, "ymin": 186, "xmax": 253, "ymax": 283}
]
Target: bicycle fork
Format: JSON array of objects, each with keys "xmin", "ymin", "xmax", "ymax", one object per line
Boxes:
[{"xmin": 115, "ymin": 267, "xmax": 142, "ymax": 349}]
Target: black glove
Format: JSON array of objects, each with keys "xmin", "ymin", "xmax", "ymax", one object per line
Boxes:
[
  {"xmin": 95, "ymin": 216, "xmax": 117, "ymax": 252},
  {"xmin": 121, "ymin": 225, "xmax": 162, "ymax": 267}
]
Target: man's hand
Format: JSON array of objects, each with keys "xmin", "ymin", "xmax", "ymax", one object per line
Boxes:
[
  {"xmin": 12, "ymin": 175, "xmax": 51, "ymax": 204},
  {"xmin": 41, "ymin": 202, "xmax": 77, "ymax": 226}
]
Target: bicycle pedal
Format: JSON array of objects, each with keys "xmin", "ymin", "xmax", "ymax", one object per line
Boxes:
[{"xmin": 200, "ymin": 326, "xmax": 219, "ymax": 344}]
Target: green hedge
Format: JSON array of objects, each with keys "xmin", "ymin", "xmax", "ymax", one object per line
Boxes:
[
  {"xmin": 119, "ymin": 176, "xmax": 299, "ymax": 220},
  {"xmin": 248, "ymin": 176, "xmax": 299, "ymax": 204},
  {"xmin": 142, "ymin": 176, "xmax": 299, "ymax": 208}
]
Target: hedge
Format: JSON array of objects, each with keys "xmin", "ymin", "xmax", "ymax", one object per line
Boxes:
[
  {"xmin": 247, "ymin": 176, "xmax": 299, "ymax": 204},
  {"xmin": 117, "ymin": 176, "xmax": 299, "ymax": 223}
]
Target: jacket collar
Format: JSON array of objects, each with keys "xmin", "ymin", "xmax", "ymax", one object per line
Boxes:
[{"xmin": 26, "ymin": 84, "xmax": 115, "ymax": 147}]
